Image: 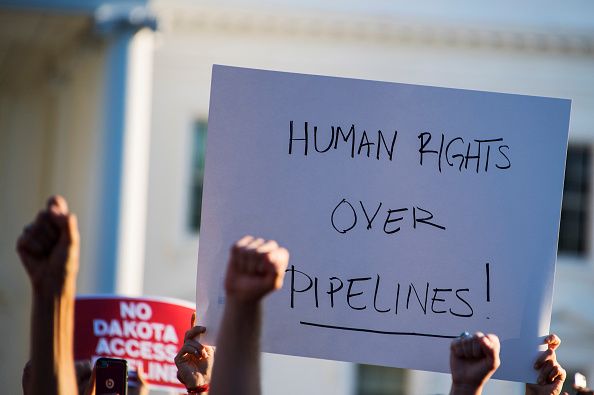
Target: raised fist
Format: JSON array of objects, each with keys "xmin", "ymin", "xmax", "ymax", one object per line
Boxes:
[
  {"xmin": 16, "ymin": 195, "xmax": 79, "ymax": 292},
  {"xmin": 450, "ymin": 332, "xmax": 500, "ymax": 394},
  {"xmin": 224, "ymin": 236, "xmax": 290, "ymax": 303}
]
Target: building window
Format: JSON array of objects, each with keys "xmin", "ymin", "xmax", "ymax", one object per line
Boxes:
[
  {"xmin": 558, "ymin": 145, "xmax": 591, "ymax": 255},
  {"xmin": 357, "ymin": 364, "xmax": 406, "ymax": 395},
  {"xmin": 188, "ymin": 119, "xmax": 208, "ymax": 233}
]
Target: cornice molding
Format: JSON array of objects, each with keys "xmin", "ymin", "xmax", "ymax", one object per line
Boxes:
[{"xmin": 155, "ymin": 6, "xmax": 594, "ymax": 56}]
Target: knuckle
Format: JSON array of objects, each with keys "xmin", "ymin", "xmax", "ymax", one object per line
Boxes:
[{"xmin": 559, "ymin": 367, "xmax": 567, "ymax": 378}]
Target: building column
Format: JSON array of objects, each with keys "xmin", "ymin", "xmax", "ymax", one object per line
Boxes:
[{"xmin": 94, "ymin": 3, "xmax": 156, "ymax": 295}]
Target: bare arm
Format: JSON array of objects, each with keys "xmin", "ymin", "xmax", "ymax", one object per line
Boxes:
[
  {"xmin": 17, "ymin": 196, "xmax": 80, "ymax": 395},
  {"xmin": 211, "ymin": 299, "xmax": 262, "ymax": 395},
  {"xmin": 209, "ymin": 236, "xmax": 289, "ymax": 395}
]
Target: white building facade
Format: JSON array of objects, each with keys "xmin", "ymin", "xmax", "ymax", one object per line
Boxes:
[{"xmin": 1, "ymin": 1, "xmax": 593, "ymax": 394}]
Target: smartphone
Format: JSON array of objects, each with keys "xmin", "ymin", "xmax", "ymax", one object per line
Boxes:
[{"xmin": 95, "ymin": 357, "xmax": 128, "ymax": 395}]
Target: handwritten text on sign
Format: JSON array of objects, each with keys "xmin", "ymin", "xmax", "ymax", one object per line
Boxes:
[
  {"xmin": 196, "ymin": 65, "xmax": 571, "ymax": 382},
  {"xmin": 287, "ymin": 123, "xmax": 506, "ymax": 322}
]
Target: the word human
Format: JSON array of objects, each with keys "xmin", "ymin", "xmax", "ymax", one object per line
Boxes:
[{"xmin": 288, "ymin": 121, "xmax": 398, "ymax": 161}]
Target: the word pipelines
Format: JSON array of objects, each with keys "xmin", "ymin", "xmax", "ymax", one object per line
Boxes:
[
  {"xmin": 286, "ymin": 265, "xmax": 475, "ymax": 318},
  {"xmin": 331, "ymin": 198, "xmax": 446, "ymax": 235},
  {"xmin": 287, "ymin": 121, "xmax": 512, "ymax": 173}
]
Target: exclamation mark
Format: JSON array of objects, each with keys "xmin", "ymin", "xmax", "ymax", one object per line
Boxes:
[
  {"xmin": 486, "ymin": 262, "xmax": 491, "ymax": 302},
  {"xmin": 486, "ymin": 262, "xmax": 491, "ymax": 319}
]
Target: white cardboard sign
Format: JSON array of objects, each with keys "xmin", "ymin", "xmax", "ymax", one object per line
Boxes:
[{"xmin": 196, "ymin": 65, "xmax": 571, "ymax": 382}]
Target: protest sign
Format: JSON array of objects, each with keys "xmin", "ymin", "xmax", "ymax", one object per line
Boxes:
[
  {"xmin": 74, "ymin": 295, "xmax": 195, "ymax": 391},
  {"xmin": 196, "ymin": 65, "xmax": 571, "ymax": 382}
]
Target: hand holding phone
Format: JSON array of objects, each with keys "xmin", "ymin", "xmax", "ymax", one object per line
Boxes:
[{"xmin": 95, "ymin": 358, "xmax": 128, "ymax": 395}]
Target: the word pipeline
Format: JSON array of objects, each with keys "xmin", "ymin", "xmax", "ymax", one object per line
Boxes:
[
  {"xmin": 92, "ymin": 301, "xmax": 180, "ymax": 384},
  {"xmin": 286, "ymin": 265, "xmax": 475, "ymax": 318}
]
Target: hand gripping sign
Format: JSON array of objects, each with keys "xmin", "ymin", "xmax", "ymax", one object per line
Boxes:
[{"xmin": 74, "ymin": 295, "xmax": 196, "ymax": 392}]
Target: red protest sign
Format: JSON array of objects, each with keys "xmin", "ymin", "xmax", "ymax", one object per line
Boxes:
[{"xmin": 74, "ymin": 295, "xmax": 196, "ymax": 391}]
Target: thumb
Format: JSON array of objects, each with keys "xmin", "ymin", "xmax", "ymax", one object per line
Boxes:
[
  {"xmin": 48, "ymin": 208, "xmax": 80, "ymax": 248},
  {"xmin": 544, "ymin": 333, "xmax": 561, "ymax": 351}
]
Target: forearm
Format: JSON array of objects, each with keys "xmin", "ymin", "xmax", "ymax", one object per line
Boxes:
[
  {"xmin": 209, "ymin": 300, "xmax": 262, "ymax": 395},
  {"xmin": 30, "ymin": 277, "xmax": 77, "ymax": 395}
]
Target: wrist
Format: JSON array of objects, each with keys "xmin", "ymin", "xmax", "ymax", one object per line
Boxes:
[
  {"xmin": 226, "ymin": 295, "xmax": 261, "ymax": 307},
  {"xmin": 33, "ymin": 271, "xmax": 77, "ymax": 298},
  {"xmin": 223, "ymin": 298, "xmax": 262, "ymax": 326},
  {"xmin": 450, "ymin": 383, "xmax": 484, "ymax": 395},
  {"xmin": 187, "ymin": 383, "xmax": 209, "ymax": 394},
  {"xmin": 224, "ymin": 286, "xmax": 266, "ymax": 302}
]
